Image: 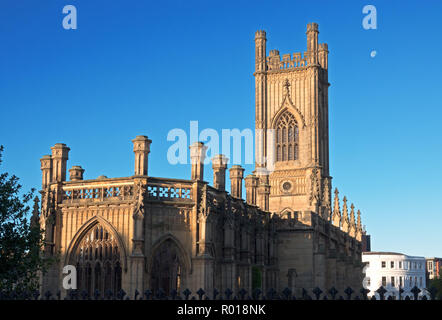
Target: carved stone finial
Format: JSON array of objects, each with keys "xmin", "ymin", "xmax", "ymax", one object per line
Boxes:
[
  {"xmin": 30, "ymin": 196, "xmax": 40, "ymax": 228},
  {"xmin": 357, "ymin": 210, "xmax": 362, "ymax": 229},
  {"xmin": 284, "ymin": 79, "xmax": 291, "ymax": 93},
  {"xmin": 349, "ymin": 203, "xmax": 356, "ymax": 237},
  {"xmin": 356, "ymin": 209, "xmax": 363, "ymax": 241},
  {"xmin": 341, "ymin": 197, "xmax": 349, "ymax": 232},
  {"xmin": 332, "ymin": 188, "xmax": 341, "ymax": 227}
]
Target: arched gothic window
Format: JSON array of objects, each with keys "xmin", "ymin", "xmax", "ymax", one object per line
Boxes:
[
  {"xmin": 151, "ymin": 239, "xmax": 184, "ymax": 296},
  {"xmin": 276, "ymin": 111, "xmax": 299, "ymax": 161},
  {"xmin": 74, "ymin": 224, "xmax": 122, "ymax": 297}
]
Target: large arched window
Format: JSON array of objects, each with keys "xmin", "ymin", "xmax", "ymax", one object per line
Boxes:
[
  {"xmin": 151, "ymin": 239, "xmax": 184, "ymax": 296},
  {"xmin": 276, "ymin": 111, "xmax": 299, "ymax": 161},
  {"xmin": 74, "ymin": 224, "xmax": 122, "ymax": 296}
]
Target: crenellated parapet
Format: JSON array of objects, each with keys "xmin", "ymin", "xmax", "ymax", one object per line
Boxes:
[{"xmin": 267, "ymin": 50, "xmax": 309, "ymax": 71}]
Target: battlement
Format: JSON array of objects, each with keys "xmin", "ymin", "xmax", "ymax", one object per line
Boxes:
[
  {"xmin": 267, "ymin": 51, "xmax": 309, "ymax": 70},
  {"xmin": 255, "ymin": 23, "xmax": 328, "ymax": 72},
  {"xmin": 255, "ymin": 30, "xmax": 266, "ymax": 39},
  {"xmin": 306, "ymin": 22, "xmax": 319, "ymax": 33}
]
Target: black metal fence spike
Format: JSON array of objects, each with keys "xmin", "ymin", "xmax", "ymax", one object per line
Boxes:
[
  {"xmin": 344, "ymin": 287, "xmax": 353, "ymax": 300},
  {"xmin": 183, "ymin": 288, "xmax": 191, "ymax": 300},
  {"xmin": 196, "ymin": 288, "xmax": 205, "ymax": 300},
  {"xmin": 328, "ymin": 287, "xmax": 338, "ymax": 300},
  {"xmin": 0, "ymin": 286, "xmax": 436, "ymax": 300},
  {"xmin": 376, "ymin": 286, "xmax": 387, "ymax": 300},
  {"xmin": 312, "ymin": 287, "xmax": 322, "ymax": 300},
  {"xmin": 411, "ymin": 286, "xmax": 421, "ymax": 300}
]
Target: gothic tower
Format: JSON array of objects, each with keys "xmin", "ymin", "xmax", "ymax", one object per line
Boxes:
[{"xmin": 254, "ymin": 23, "xmax": 331, "ymax": 219}]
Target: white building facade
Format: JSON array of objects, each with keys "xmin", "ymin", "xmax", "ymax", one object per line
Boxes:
[{"xmin": 362, "ymin": 252, "xmax": 428, "ymax": 299}]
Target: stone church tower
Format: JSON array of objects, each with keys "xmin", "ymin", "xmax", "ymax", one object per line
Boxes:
[
  {"xmin": 253, "ymin": 23, "xmax": 331, "ymax": 217},
  {"xmin": 245, "ymin": 23, "xmax": 363, "ymax": 292}
]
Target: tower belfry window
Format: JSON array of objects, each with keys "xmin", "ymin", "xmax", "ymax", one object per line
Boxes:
[{"xmin": 276, "ymin": 111, "xmax": 299, "ymax": 161}]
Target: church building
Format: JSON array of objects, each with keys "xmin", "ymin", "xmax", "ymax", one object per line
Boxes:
[{"xmin": 38, "ymin": 23, "xmax": 365, "ymax": 298}]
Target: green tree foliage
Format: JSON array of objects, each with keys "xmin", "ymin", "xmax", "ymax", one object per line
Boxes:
[
  {"xmin": 428, "ymin": 269, "xmax": 442, "ymax": 300},
  {"xmin": 0, "ymin": 145, "xmax": 53, "ymax": 292}
]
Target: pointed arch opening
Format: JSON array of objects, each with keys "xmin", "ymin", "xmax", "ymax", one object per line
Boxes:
[
  {"xmin": 150, "ymin": 238, "xmax": 186, "ymax": 296},
  {"xmin": 73, "ymin": 224, "xmax": 122, "ymax": 296},
  {"xmin": 275, "ymin": 111, "xmax": 299, "ymax": 162}
]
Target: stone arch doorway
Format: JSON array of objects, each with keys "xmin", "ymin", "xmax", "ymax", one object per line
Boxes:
[
  {"xmin": 73, "ymin": 224, "xmax": 122, "ymax": 296},
  {"xmin": 150, "ymin": 239, "xmax": 186, "ymax": 295}
]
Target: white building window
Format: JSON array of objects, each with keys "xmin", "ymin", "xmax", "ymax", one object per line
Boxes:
[
  {"xmin": 399, "ymin": 261, "xmax": 402, "ymax": 269},
  {"xmin": 382, "ymin": 276, "xmax": 387, "ymax": 287},
  {"xmin": 381, "ymin": 261, "xmax": 386, "ymax": 268},
  {"xmin": 391, "ymin": 261, "xmax": 394, "ymax": 268},
  {"xmin": 391, "ymin": 276, "xmax": 395, "ymax": 287}
]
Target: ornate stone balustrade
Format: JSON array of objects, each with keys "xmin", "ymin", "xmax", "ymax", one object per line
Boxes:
[
  {"xmin": 146, "ymin": 182, "xmax": 193, "ymax": 201},
  {"xmin": 62, "ymin": 182, "xmax": 135, "ymax": 203}
]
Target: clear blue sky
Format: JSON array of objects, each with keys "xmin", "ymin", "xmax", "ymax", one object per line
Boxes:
[{"xmin": 1, "ymin": 0, "xmax": 441, "ymax": 257}]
